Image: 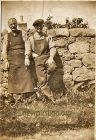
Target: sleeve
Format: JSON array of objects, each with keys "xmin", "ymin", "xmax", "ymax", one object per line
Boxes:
[
  {"xmin": 24, "ymin": 35, "xmax": 33, "ymax": 59},
  {"xmin": 2, "ymin": 34, "xmax": 8, "ymax": 60},
  {"xmin": 47, "ymin": 35, "xmax": 57, "ymax": 58},
  {"xmin": 47, "ymin": 35, "xmax": 55, "ymax": 49}
]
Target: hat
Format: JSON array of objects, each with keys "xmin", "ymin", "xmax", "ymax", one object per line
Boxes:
[
  {"xmin": 33, "ymin": 19, "xmax": 44, "ymax": 27},
  {"xmin": 8, "ymin": 18, "xmax": 17, "ymax": 26}
]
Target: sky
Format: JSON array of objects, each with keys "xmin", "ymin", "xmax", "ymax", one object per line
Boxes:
[{"xmin": 1, "ymin": 1, "xmax": 96, "ymax": 31}]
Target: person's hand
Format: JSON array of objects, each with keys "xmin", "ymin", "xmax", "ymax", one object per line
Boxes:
[
  {"xmin": 3, "ymin": 59, "xmax": 9, "ymax": 70},
  {"xmin": 32, "ymin": 52, "xmax": 38, "ymax": 58},
  {"xmin": 25, "ymin": 58, "xmax": 30, "ymax": 67},
  {"xmin": 46, "ymin": 57, "xmax": 54, "ymax": 66}
]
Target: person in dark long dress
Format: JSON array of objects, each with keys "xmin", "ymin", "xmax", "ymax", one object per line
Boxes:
[{"xmin": 2, "ymin": 18, "xmax": 34, "ymax": 101}]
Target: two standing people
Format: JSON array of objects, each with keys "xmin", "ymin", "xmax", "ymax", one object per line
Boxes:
[{"xmin": 2, "ymin": 18, "xmax": 56, "ymax": 103}]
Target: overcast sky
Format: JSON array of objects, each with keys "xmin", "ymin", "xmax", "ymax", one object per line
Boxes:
[{"xmin": 1, "ymin": 1, "xmax": 96, "ymax": 31}]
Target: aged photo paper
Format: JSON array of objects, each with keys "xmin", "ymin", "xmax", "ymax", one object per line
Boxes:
[{"xmin": 0, "ymin": 1, "xmax": 96, "ymax": 140}]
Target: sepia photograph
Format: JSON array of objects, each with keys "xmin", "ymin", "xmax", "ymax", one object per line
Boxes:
[{"xmin": 0, "ymin": 1, "xmax": 96, "ymax": 140}]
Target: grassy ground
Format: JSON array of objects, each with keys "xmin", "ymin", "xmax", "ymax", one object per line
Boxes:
[
  {"xmin": 0, "ymin": 84, "xmax": 95, "ymax": 139},
  {"xmin": 0, "ymin": 127, "xmax": 94, "ymax": 140},
  {"xmin": 0, "ymin": 97, "xmax": 94, "ymax": 136}
]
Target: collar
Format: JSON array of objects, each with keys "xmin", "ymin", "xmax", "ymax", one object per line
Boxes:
[
  {"xmin": 34, "ymin": 32, "xmax": 45, "ymax": 40},
  {"xmin": 11, "ymin": 30, "xmax": 20, "ymax": 37}
]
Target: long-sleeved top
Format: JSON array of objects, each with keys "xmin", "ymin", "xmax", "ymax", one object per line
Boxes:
[
  {"xmin": 25, "ymin": 32, "xmax": 56, "ymax": 58},
  {"xmin": 2, "ymin": 31, "xmax": 56, "ymax": 61},
  {"xmin": 2, "ymin": 30, "xmax": 29, "ymax": 60},
  {"xmin": 2, "ymin": 30, "xmax": 35, "ymax": 93}
]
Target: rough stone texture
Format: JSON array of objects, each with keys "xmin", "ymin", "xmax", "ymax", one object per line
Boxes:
[
  {"xmin": 63, "ymin": 74, "xmax": 74, "ymax": 90},
  {"xmin": 69, "ymin": 28, "xmax": 95, "ymax": 37},
  {"xmin": 1, "ymin": 27, "xmax": 95, "ymax": 96},
  {"xmin": 56, "ymin": 49, "xmax": 72, "ymax": 61},
  {"xmin": 68, "ymin": 36, "xmax": 76, "ymax": 44},
  {"xmin": 68, "ymin": 60, "xmax": 82, "ymax": 68},
  {"xmin": 63, "ymin": 74, "xmax": 73, "ymax": 81},
  {"xmin": 47, "ymin": 28, "xmax": 69, "ymax": 37},
  {"xmin": 63, "ymin": 65, "xmax": 74, "ymax": 74},
  {"xmin": 74, "ymin": 54, "xmax": 84, "ymax": 60},
  {"xmin": 90, "ymin": 38, "xmax": 95, "ymax": 53},
  {"xmin": 47, "ymin": 29, "xmax": 56, "ymax": 36},
  {"xmin": 76, "ymin": 37, "xmax": 91, "ymax": 43},
  {"xmin": 82, "ymin": 53, "xmax": 95, "ymax": 68},
  {"xmin": 72, "ymin": 67, "xmax": 95, "ymax": 82},
  {"xmin": 56, "ymin": 48, "xmax": 64, "ymax": 56},
  {"xmin": 54, "ymin": 37, "xmax": 68, "ymax": 47},
  {"xmin": 62, "ymin": 50, "xmax": 71, "ymax": 60},
  {"xmin": 85, "ymin": 29, "xmax": 95, "ymax": 37},
  {"xmin": 68, "ymin": 41, "xmax": 90, "ymax": 54},
  {"xmin": 55, "ymin": 28, "xmax": 69, "ymax": 37}
]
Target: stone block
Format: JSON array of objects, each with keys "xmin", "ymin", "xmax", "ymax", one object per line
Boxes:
[
  {"xmin": 47, "ymin": 29, "xmax": 56, "ymax": 36},
  {"xmin": 68, "ymin": 60, "xmax": 82, "ymax": 68},
  {"xmin": 68, "ymin": 36, "xmax": 76, "ymax": 44},
  {"xmin": 63, "ymin": 65, "xmax": 74, "ymax": 74},
  {"xmin": 85, "ymin": 28, "xmax": 95, "ymax": 37},
  {"xmin": 57, "ymin": 48, "xmax": 64, "ymax": 56},
  {"xmin": 82, "ymin": 53, "xmax": 95, "ymax": 68},
  {"xmin": 68, "ymin": 41, "xmax": 90, "ymax": 54},
  {"xmin": 63, "ymin": 73, "xmax": 73, "ymax": 81},
  {"xmin": 90, "ymin": 38, "xmax": 95, "ymax": 53},
  {"xmin": 72, "ymin": 67, "xmax": 95, "ymax": 81},
  {"xmin": 63, "ymin": 74, "xmax": 74, "ymax": 90},
  {"xmin": 62, "ymin": 50, "xmax": 71, "ymax": 60},
  {"xmin": 69, "ymin": 28, "xmax": 85, "ymax": 37},
  {"xmin": 55, "ymin": 28, "xmax": 69, "ymax": 37},
  {"xmin": 74, "ymin": 54, "xmax": 84, "ymax": 60},
  {"xmin": 54, "ymin": 37, "xmax": 68, "ymax": 47},
  {"xmin": 69, "ymin": 28, "xmax": 95, "ymax": 37},
  {"xmin": 76, "ymin": 37, "xmax": 91, "ymax": 43}
]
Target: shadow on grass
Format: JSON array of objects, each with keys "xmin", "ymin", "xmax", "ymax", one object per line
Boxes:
[
  {"xmin": 0, "ymin": 89, "xmax": 95, "ymax": 137},
  {"xmin": 0, "ymin": 121, "xmax": 89, "ymax": 137}
]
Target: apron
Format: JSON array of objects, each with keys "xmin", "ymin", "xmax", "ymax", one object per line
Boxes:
[
  {"xmin": 33, "ymin": 36, "xmax": 53, "ymax": 98},
  {"xmin": 7, "ymin": 30, "xmax": 34, "ymax": 94}
]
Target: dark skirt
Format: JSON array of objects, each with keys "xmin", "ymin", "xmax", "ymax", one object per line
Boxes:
[{"xmin": 8, "ymin": 52, "xmax": 35, "ymax": 94}]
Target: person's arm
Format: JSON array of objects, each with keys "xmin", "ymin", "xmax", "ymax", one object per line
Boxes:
[
  {"xmin": 27, "ymin": 35, "xmax": 38, "ymax": 58},
  {"xmin": 2, "ymin": 34, "xmax": 9, "ymax": 69},
  {"xmin": 24, "ymin": 33, "xmax": 32, "ymax": 67},
  {"xmin": 24, "ymin": 35, "xmax": 38, "ymax": 67},
  {"xmin": 47, "ymin": 35, "xmax": 56, "ymax": 65}
]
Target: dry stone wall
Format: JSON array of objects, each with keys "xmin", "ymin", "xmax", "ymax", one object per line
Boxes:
[
  {"xmin": 47, "ymin": 28, "xmax": 95, "ymax": 92},
  {"xmin": 0, "ymin": 28, "xmax": 95, "ymax": 96}
]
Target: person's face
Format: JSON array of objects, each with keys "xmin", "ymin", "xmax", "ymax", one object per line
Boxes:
[
  {"xmin": 9, "ymin": 22, "xmax": 17, "ymax": 32},
  {"xmin": 35, "ymin": 24, "xmax": 43, "ymax": 33}
]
